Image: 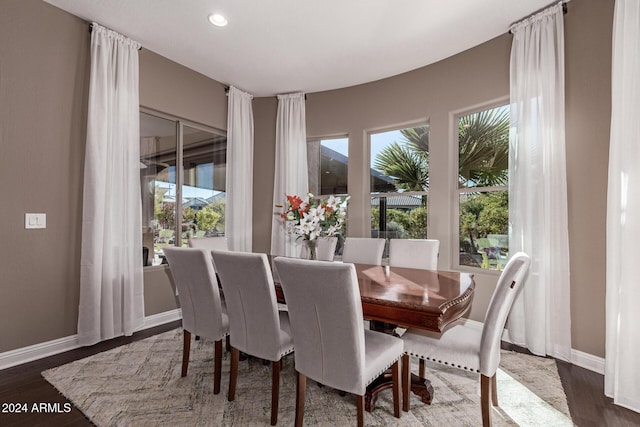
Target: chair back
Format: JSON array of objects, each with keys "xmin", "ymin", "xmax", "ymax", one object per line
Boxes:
[
  {"xmin": 299, "ymin": 236, "xmax": 338, "ymax": 261},
  {"xmin": 389, "ymin": 239, "xmax": 439, "ymax": 270},
  {"xmin": 479, "ymin": 252, "xmax": 531, "ymax": 375},
  {"xmin": 163, "ymin": 247, "xmax": 227, "ymax": 340},
  {"xmin": 341, "ymin": 237, "xmax": 385, "ymax": 265},
  {"xmin": 274, "ymin": 257, "xmax": 367, "ymax": 395},
  {"xmin": 211, "ymin": 250, "xmax": 284, "ymax": 361},
  {"xmin": 188, "ymin": 236, "xmax": 228, "ymax": 251}
]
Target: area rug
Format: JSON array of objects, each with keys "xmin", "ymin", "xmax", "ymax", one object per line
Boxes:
[{"xmin": 42, "ymin": 329, "xmax": 573, "ymax": 426}]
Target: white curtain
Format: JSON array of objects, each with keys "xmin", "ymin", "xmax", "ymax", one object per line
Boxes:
[
  {"xmin": 606, "ymin": 0, "xmax": 640, "ymax": 413},
  {"xmin": 507, "ymin": 3, "xmax": 571, "ymax": 361},
  {"xmin": 226, "ymin": 86, "xmax": 254, "ymax": 252},
  {"xmin": 270, "ymin": 93, "xmax": 309, "ymax": 256},
  {"xmin": 78, "ymin": 23, "xmax": 144, "ymax": 346}
]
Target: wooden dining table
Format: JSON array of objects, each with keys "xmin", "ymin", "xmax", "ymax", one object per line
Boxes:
[{"xmin": 272, "ymin": 259, "xmax": 475, "ymax": 411}]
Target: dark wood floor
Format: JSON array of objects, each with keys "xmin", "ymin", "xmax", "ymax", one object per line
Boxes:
[{"xmin": 1, "ymin": 322, "xmax": 639, "ymax": 427}]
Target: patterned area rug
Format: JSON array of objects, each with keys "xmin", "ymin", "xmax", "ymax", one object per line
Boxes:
[{"xmin": 42, "ymin": 329, "xmax": 573, "ymax": 426}]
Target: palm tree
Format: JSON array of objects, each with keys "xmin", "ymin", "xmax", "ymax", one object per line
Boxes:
[
  {"xmin": 374, "ymin": 108, "xmax": 509, "ymax": 190},
  {"xmin": 373, "ymin": 108, "xmax": 510, "ymax": 258},
  {"xmin": 457, "ymin": 107, "xmax": 509, "ymax": 187},
  {"xmin": 373, "ymin": 126, "xmax": 429, "ymax": 191}
]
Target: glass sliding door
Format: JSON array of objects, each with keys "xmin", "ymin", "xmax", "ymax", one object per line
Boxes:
[
  {"xmin": 140, "ymin": 112, "xmax": 178, "ymax": 266},
  {"xmin": 181, "ymin": 124, "xmax": 227, "ymax": 246},
  {"xmin": 139, "ymin": 111, "xmax": 226, "ymax": 266}
]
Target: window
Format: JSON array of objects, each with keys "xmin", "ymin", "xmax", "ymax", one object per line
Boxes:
[
  {"xmin": 369, "ymin": 125, "xmax": 429, "ymax": 243},
  {"xmin": 307, "ymin": 137, "xmax": 349, "ymax": 197},
  {"xmin": 307, "ymin": 136, "xmax": 349, "ymax": 253},
  {"xmin": 140, "ymin": 111, "xmax": 226, "ymax": 266},
  {"xmin": 456, "ymin": 104, "xmax": 509, "ymax": 270}
]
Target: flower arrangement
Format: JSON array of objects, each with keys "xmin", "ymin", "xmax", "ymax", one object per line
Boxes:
[{"xmin": 278, "ymin": 193, "xmax": 349, "ymax": 241}]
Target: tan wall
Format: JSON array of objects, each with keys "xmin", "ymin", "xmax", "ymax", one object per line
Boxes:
[
  {"xmin": 563, "ymin": 0, "xmax": 613, "ymax": 357},
  {"xmin": 252, "ymin": 97, "xmax": 278, "ymax": 253},
  {"xmin": 139, "ymin": 50, "xmax": 227, "ymax": 129},
  {"xmin": 138, "ymin": 49, "xmax": 229, "ymax": 316},
  {"xmin": 304, "ymin": 36, "xmax": 513, "ymax": 325},
  {"xmin": 0, "ymin": 0, "xmax": 228, "ymax": 352},
  {"xmin": 253, "ymin": 0, "xmax": 614, "ymax": 357},
  {"xmin": 1, "ymin": 0, "xmax": 614, "ymax": 359},
  {"xmin": 0, "ymin": 0, "xmax": 89, "ymax": 352}
]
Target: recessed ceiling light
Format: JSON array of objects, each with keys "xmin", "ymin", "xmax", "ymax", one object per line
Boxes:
[{"xmin": 208, "ymin": 13, "xmax": 228, "ymax": 27}]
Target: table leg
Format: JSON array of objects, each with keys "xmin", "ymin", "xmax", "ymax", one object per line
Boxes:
[
  {"xmin": 365, "ymin": 371, "xmax": 433, "ymax": 412},
  {"xmin": 365, "ymin": 321, "xmax": 434, "ymax": 412}
]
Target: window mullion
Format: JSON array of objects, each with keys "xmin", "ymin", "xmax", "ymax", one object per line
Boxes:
[{"xmin": 176, "ymin": 121, "xmax": 184, "ymax": 247}]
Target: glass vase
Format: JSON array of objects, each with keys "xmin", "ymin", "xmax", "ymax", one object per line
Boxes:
[{"xmin": 304, "ymin": 239, "xmax": 318, "ymax": 260}]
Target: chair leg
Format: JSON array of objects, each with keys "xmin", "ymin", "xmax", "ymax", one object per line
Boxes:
[
  {"xmin": 356, "ymin": 394, "xmax": 364, "ymax": 427},
  {"xmin": 225, "ymin": 335, "xmax": 231, "ymax": 352},
  {"xmin": 271, "ymin": 360, "xmax": 281, "ymax": 425},
  {"xmin": 491, "ymin": 374, "xmax": 498, "ymax": 406},
  {"xmin": 391, "ymin": 360, "xmax": 401, "ymax": 418},
  {"xmin": 181, "ymin": 330, "xmax": 191, "ymax": 377},
  {"xmin": 402, "ymin": 354, "xmax": 410, "ymax": 412},
  {"xmin": 295, "ymin": 372, "xmax": 307, "ymax": 427},
  {"xmin": 213, "ymin": 339, "xmax": 222, "ymax": 395},
  {"xmin": 480, "ymin": 374, "xmax": 492, "ymax": 427},
  {"xmin": 419, "ymin": 358, "xmax": 426, "ymax": 379},
  {"xmin": 228, "ymin": 347, "xmax": 239, "ymax": 401}
]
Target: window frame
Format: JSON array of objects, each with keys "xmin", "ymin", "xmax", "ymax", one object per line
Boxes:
[
  {"xmin": 306, "ymin": 134, "xmax": 350, "ymax": 200},
  {"xmin": 140, "ymin": 107, "xmax": 227, "ymax": 269},
  {"xmin": 366, "ymin": 120, "xmax": 430, "ymax": 242},
  {"xmin": 451, "ymin": 99, "xmax": 510, "ymax": 274}
]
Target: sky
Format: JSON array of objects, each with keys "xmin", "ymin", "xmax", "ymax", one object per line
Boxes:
[
  {"xmin": 155, "ymin": 129, "xmax": 407, "ymax": 201},
  {"xmin": 320, "ymin": 129, "xmax": 406, "ymax": 170}
]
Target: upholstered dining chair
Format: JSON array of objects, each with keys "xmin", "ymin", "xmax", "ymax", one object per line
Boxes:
[
  {"xmin": 274, "ymin": 257, "xmax": 404, "ymax": 427},
  {"xmin": 210, "ymin": 250, "xmax": 294, "ymax": 426},
  {"xmin": 162, "ymin": 247, "xmax": 229, "ymax": 395},
  {"xmin": 389, "ymin": 238, "xmax": 440, "ymax": 270},
  {"xmin": 188, "ymin": 236, "xmax": 228, "ymax": 251},
  {"xmin": 299, "ymin": 236, "xmax": 338, "ymax": 261},
  {"xmin": 401, "ymin": 252, "xmax": 531, "ymax": 426},
  {"xmin": 341, "ymin": 237, "xmax": 386, "ymax": 265}
]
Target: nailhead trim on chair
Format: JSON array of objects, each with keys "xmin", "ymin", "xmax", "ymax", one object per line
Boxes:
[
  {"xmin": 406, "ymin": 351, "xmax": 480, "ymax": 373},
  {"xmin": 280, "ymin": 346, "xmax": 294, "ymax": 359},
  {"xmin": 365, "ymin": 355, "xmax": 402, "ymax": 386}
]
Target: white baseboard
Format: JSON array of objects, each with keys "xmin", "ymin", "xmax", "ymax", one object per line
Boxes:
[
  {"xmin": 570, "ymin": 348, "xmax": 605, "ymax": 375},
  {"xmin": 138, "ymin": 308, "xmax": 182, "ymax": 331},
  {"xmin": 1, "ymin": 312, "xmax": 606, "ymax": 376},
  {"xmin": 0, "ymin": 334, "xmax": 81, "ymax": 371},
  {"xmin": 0, "ymin": 309, "xmax": 182, "ymax": 371}
]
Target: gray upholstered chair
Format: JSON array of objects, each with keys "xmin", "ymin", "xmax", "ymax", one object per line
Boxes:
[
  {"xmin": 210, "ymin": 250, "xmax": 294, "ymax": 426},
  {"xmin": 299, "ymin": 236, "xmax": 338, "ymax": 261},
  {"xmin": 341, "ymin": 237, "xmax": 385, "ymax": 265},
  {"xmin": 389, "ymin": 238, "xmax": 439, "ymax": 270},
  {"xmin": 274, "ymin": 257, "xmax": 404, "ymax": 427},
  {"xmin": 401, "ymin": 252, "xmax": 531, "ymax": 426},
  {"xmin": 188, "ymin": 236, "xmax": 228, "ymax": 251},
  {"xmin": 162, "ymin": 247, "xmax": 229, "ymax": 394}
]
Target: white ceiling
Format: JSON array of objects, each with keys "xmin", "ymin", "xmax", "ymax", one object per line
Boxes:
[{"xmin": 43, "ymin": 0, "xmax": 552, "ymax": 97}]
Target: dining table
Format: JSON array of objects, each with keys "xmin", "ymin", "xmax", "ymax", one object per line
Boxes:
[{"xmin": 272, "ymin": 259, "xmax": 476, "ymax": 411}]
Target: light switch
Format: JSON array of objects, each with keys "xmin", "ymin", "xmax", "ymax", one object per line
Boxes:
[{"xmin": 25, "ymin": 213, "xmax": 46, "ymax": 229}]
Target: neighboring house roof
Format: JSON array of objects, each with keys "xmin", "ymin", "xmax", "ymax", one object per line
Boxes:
[
  {"xmin": 371, "ymin": 194, "xmax": 424, "ymax": 209},
  {"xmin": 183, "ymin": 197, "xmax": 209, "ymax": 209},
  {"xmin": 206, "ymin": 192, "xmax": 226, "ymax": 203}
]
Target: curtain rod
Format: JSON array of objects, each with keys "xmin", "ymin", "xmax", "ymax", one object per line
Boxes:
[
  {"xmin": 508, "ymin": 1, "xmax": 568, "ymax": 34},
  {"xmin": 224, "ymin": 86, "xmax": 307, "ymax": 100},
  {"xmin": 88, "ymin": 24, "xmax": 142, "ymax": 50}
]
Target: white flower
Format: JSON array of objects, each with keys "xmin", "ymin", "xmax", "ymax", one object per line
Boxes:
[{"xmin": 281, "ymin": 193, "xmax": 348, "ymax": 241}]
